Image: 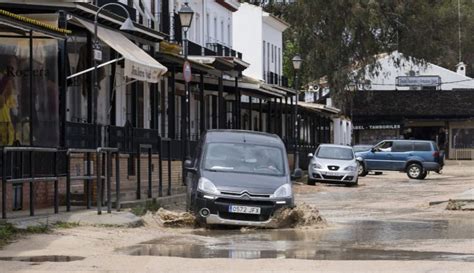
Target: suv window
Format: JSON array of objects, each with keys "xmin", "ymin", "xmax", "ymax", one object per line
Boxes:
[
  {"xmin": 375, "ymin": 141, "xmax": 393, "ymax": 152},
  {"xmin": 392, "ymin": 141, "xmax": 413, "ymax": 152},
  {"xmin": 414, "ymin": 142, "xmax": 432, "ymax": 151}
]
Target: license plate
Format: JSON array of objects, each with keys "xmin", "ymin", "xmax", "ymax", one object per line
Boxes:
[
  {"xmin": 325, "ymin": 172, "xmax": 340, "ymax": 176},
  {"xmin": 228, "ymin": 205, "xmax": 261, "ymax": 215}
]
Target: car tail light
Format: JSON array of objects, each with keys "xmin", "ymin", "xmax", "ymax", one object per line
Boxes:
[{"xmin": 433, "ymin": 151, "xmax": 439, "ymax": 158}]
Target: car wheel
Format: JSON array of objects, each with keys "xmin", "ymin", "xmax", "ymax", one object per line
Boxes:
[
  {"xmin": 307, "ymin": 177, "xmax": 316, "ymax": 186},
  {"xmin": 358, "ymin": 163, "xmax": 368, "ymax": 177},
  {"xmin": 406, "ymin": 163, "xmax": 424, "ymax": 179}
]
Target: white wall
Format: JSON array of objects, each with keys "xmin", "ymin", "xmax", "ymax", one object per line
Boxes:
[
  {"xmin": 262, "ymin": 16, "xmax": 284, "ymax": 77},
  {"xmin": 333, "ymin": 118, "xmax": 352, "ymax": 145},
  {"xmin": 172, "ymin": 0, "xmax": 236, "ymax": 48},
  {"xmin": 233, "ymin": 3, "xmax": 263, "ymax": 80},
  {"xmin": 233, "ymin": 3, "xmax": 287, "ymax": 82},
  {"xmin": 362, "ymin": 51, "xmax": 474, "ymax": 91}
]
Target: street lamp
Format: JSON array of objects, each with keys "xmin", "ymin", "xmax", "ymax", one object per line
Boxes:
[
  {"xmin": 178, "ymin": 2, "xmax": 194, "ymax": 165},
  {"xmin": 292, "ymin": 54, "xmax": 303, "ymax": 180},
  {"xmin": 92, "ymin": 3, "xmax": 134, "ymax": 214},
  {"xmin": 93, "ymin": 3, "xmax": 134, "ymax": 143}
]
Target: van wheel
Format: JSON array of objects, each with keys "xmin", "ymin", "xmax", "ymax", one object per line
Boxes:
[
  {"xmin": 358, "ymin": 164, "xmax": 368, "ymax": 177},
  {"xmin": 407, "ymin": 163, "xmax": 424, "ymax": 179},
  {"xmin": 307, "ymin": 177, "xmax": 316, "ymax": 186}
]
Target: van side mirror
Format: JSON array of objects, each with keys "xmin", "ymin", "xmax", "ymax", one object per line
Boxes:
[
  {"xmin": 307, "ymin": 153, "xmax": 314, "ymax": 158},
  {"xmin": 291, "ymin": 168, "xmax": 303, "ymax": 180},
  {"xmin": 184, "ymin": 159, "xmax": 197, "ymax": 172},
  {"xmin": 356, "ymin": 156, "xmax": 363, "ymax": 162},
  {"xmin": 371, "ymin": 148, "xmax": 377, "ymax": 153}
]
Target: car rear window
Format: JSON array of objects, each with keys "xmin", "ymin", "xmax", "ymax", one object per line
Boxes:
[
  {"xmin": 392, "ymin": 142, "xmax": 413, "ymax": 152},
  {"xmin": 317, "ymin": 146, "xmax": 354, "ymax": 160},
  {"xmin": 414, "ymin": 142, "xmax": 432, "ymax": 151}
]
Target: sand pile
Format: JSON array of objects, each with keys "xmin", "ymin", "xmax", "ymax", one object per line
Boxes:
[
  {"xmin": 445, "ymin": 199, "xmax": 473, "ymax": 211},
  {"xmin": 446, "ymin": 200, "xmax": 464, "ymax": 210},
  {"xmin": 273, "ymin": 203, "xmax": 326, "ymax": 229}
]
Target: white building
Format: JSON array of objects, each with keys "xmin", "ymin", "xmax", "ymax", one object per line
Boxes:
[
  {"xmin": 358, "ymin": 51, "xmax": 474, "ymax": 91},
  {"xmin": 167, "ymin": 0, "xmax": 240, "ymax": 49},
  {"xmin": 232, "ymin": 2, "xmax": 289, "ymax": 83}
]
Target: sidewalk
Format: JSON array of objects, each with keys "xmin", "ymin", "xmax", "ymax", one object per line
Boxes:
[
  {"xmin": 1, "ymin": 191, "xmax": 186, "ymax": 229},
  {"xmin": 429, "ymin": 160, "xmax": 474, "ymax": 208},
  {"xmin": 2, "ymin": 207, "xmax": 143, "ymax": 229}
]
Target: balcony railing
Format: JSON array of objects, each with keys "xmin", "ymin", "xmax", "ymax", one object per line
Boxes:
[{"xmin": 180, "ymin": 39, "xmax": 243, "ymax": 59}]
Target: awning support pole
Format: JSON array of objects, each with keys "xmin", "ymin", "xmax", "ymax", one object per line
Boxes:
[{"xmin": 67, "ymin": 57, "xmax": 124, "ymax": 80}]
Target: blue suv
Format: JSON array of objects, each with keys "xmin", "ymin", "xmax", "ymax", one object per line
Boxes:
[{"xmin": 355, "ymin": 140, "xmax": 444, "ymax": 180}]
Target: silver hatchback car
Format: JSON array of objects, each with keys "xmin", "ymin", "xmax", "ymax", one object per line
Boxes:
[{"xmin": 307, "ymin": 144, "xmax": 359, "ymax": 186}]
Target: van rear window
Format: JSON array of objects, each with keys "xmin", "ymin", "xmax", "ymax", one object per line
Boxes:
[{"xmin": 414, "ymin": 142, "xmax": 432, "ymax": 151}]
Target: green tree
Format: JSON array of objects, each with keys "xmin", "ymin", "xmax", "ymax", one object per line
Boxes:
[{"xmin": 252, "ymin": 0, "xmax": 474, "ymax": 109}]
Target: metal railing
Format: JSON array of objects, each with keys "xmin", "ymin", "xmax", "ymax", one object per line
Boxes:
[
  {"xmin": 136, "ymin": 144, "xmax": 153, "ymax": 200},
  {"xmin": 453, "ymin": 148, "xmax": 474, "ymax": 160},
  {"xmin": 95, "ymin": 147, "xmax": 120, "ymax": 214},
  {"xmin": 66, "ymin": 147, "xmax": 120, "ymax": 214},
  {"xmin": 2, "ymin": 147, "xmax": 59, "ymax": 219}
]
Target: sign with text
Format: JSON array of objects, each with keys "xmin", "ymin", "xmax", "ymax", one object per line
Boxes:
[{"xmin": 395, "ymin": 76, "xmax": 441, "ymax": 87}]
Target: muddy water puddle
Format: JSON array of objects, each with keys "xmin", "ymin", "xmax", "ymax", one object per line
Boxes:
[{"xmin": 122, "ymin": 219, "xmax": 474, "ymax": 261}]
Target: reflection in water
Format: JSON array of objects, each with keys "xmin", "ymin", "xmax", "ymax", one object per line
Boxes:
[
  {"xmin": 0, "ymin": 255, "xmax": 85, "ymax": 262},
  {"xmin": 121, "ymin": 219, "xmax": 474, "ymax": 261}
]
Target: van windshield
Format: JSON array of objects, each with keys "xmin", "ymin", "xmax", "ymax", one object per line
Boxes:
[
  {"xmin": 317, "ymin": 146, "xmax": 354, "ymax": 160},
  {"xmin": 202, "ymin": 143, "xmax": 285, "ymax": 176}
]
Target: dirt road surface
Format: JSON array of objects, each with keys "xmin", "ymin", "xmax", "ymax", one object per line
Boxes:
[{"xmin": 0, "ymin": 161, "xmax": 473, "ymax": 273}]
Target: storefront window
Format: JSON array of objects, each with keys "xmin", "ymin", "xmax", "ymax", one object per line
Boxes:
[
  {"xmin": 0, "ymin": 35, "xmax": 59, "ymax": 146},
  {"xmin": 452, "ymin": 128, "xmax": 474, "ymax": 149}
]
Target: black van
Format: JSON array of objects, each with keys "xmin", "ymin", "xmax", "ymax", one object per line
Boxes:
[{"xmin": 184, "ymin": 130, "xmax": 293, "ymax": 228}]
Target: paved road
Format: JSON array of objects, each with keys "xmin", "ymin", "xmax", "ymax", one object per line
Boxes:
[{"xmin": 0, "ymin": 161, "xmax": 473, "ymax": 273}]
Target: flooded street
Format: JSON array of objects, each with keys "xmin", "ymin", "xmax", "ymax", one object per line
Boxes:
[
  {"xmin": 119, "ymin": 162, "xmax": 474, "ymax": 263},
  {"xmin": 0, "ymin": 161, "xmax": 473, "ymax": 272},
  {"xmin": 121, "ymin": 219, "xmax": 474, "ymax": 261}
]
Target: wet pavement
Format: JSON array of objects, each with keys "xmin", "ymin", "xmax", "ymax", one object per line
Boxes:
[{"xmin": 120, "ymin": 218, "xmax": 474, "ymax": 261}]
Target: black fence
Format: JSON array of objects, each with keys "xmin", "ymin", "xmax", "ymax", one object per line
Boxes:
[
  {"xmin": 65, "ymin": 122, "xmax": 101, "ymax": 149},
  {"xmin": 285, "ymin": 141, "xmax": 319, "ymax": 170}
]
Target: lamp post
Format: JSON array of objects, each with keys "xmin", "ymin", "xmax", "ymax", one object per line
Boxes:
[
  {"xmin": 93, "ymin": 3, "xmax": 134, "ymax": 146},
  {"xmin": 178, "ymin": 2, "xmax": 194, "ymax": 164},
  {"xmin": 292, "ymin": 54, "xmax": 303, "ymax": 179}
]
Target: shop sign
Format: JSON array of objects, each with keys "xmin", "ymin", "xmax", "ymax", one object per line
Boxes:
[
  {"xmin": 93, "ymin": 42, "xmax": 102, "ymax": 62},
  {"xmin": 395, "ymin": 76, "xmax": 441, "ymax": 87},
  {"xmin": 354, "ymin": 124, "xmax": 401, "ymax": 130}
]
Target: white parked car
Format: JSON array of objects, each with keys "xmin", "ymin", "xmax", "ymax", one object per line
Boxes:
[{"xmin": 307, "ymin": 144, "xmax": 359, "ymax": 187}]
